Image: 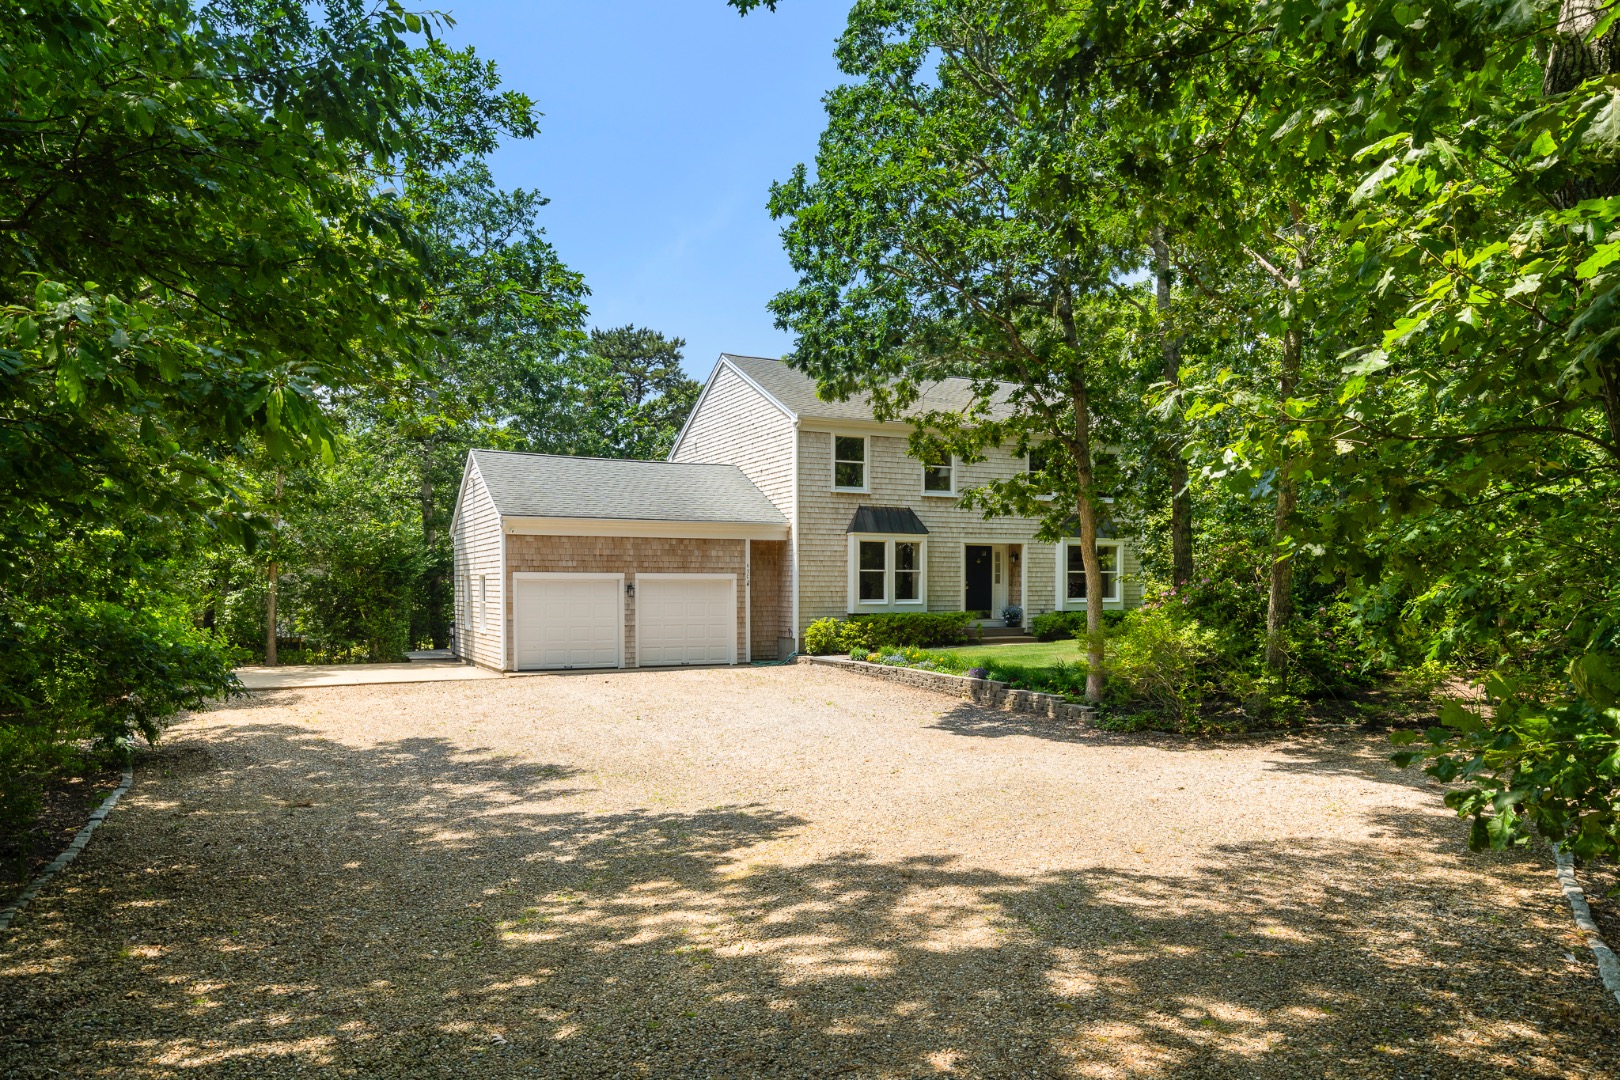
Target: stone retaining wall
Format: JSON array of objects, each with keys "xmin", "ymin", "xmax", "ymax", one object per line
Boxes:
[{"xmin": 798, "ymin": 655, "xmax": 1095, "ymax": 724}]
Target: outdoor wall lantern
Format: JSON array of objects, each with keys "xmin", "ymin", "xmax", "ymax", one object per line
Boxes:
[{"xmin": 625, "ymin": 581, "xmax": 635, "ymax": 597}]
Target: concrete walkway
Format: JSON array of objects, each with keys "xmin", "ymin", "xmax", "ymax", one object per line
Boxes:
[{"xmin": 235, "ymin": 661, "xmax": 501, "ymax": 690}]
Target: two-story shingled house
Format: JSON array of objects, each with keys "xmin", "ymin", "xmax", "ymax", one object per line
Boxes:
[{"xmin": 450, "ymin": 354, "xmax": 1139, "ymax": 671}]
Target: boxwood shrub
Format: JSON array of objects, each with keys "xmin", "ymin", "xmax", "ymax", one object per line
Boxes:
[
  {"xmin": 840, "ymin": 611, "xmax": 977, "ymax": 650},
  {"xmin": 801, "ymin": 611, "xmax": 978, "ymax": 654}
]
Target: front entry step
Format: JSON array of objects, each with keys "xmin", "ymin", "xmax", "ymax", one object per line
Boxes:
[{"xmin": 978, "ymin": 626, "xmax": 1036, "ymax": 644}]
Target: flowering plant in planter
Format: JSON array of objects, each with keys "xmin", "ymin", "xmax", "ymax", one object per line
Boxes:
[{"xmin": 1001, "ymin": 605, "xmax": 1023, "ymax": 628}]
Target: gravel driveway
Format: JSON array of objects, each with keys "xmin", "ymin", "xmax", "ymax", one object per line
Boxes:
[{"xmin": 3, "ymin": 664, "xmax": 1616, "ymax": 1077}]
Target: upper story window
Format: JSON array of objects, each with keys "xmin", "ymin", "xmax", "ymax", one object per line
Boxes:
[
  {"xmin": 834, "ymin": 435, "xmax": 867, "ymax": 490},
  {"xmin": 922, "ymin": 454, "xmax": 954, "ymax": 495}
]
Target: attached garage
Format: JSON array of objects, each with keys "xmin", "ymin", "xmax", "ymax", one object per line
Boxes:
[
  {"xmin": 513, "ymin": 574, "xmax": 623, "ymax": 670},
  {"xmin": 635, "ymin": 575, "xmax": 736, "ymax": 667},
  {"xmin": 450, "ymin": 450, "xmax": 789, "ymax": 672}
]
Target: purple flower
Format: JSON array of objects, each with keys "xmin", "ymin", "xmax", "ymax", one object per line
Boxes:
[{"xmin": 967, "ymin": 667, "xmax": 989, "ymax": 680}]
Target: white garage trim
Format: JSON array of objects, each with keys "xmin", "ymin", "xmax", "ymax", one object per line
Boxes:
[
  {"xmin": 633, "ymin": 573, "xmax": 738, "ymax": 668},
  {"xmin": 512, "ymin": 572, "xmax": 624, "ymax": 671}
]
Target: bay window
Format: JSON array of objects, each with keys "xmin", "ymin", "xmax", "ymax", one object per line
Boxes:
[{"xmin": 848, "ymin": 535, "xmax": 928, "ymax": 609}]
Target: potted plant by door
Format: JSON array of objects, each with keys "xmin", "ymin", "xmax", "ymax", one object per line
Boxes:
[{"xmin": 1002, "ymin": 605, "xmax": 1023, "ymax": 628}]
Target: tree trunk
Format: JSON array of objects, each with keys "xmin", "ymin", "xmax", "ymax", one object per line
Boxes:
[
  {"xmin": 419, "ymin": 447, "xmax": 444, "ymax": 649},
  {"xmin": 265, "ymin": 561, "xmax": 278, "ymax": 666},
  {"xmin": 265, "ymin": 469, "xmax": 283, "ymax": 666},
  {"xmin": 1151, "ymin": 225, "xmax": 1194, "ymax": 585},
  {"xmin": 1056, "ymin": 287, "xmax": 1106, "ymax": 703},
  {"xmin": 1264, "ymin": 209, "xmax": 1306, "ymax": 677}
]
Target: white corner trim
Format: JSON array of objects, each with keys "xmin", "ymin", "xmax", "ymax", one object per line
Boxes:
[{"xmin": 790, "ymin": 420, "xmax": 801, "ymax": 647}]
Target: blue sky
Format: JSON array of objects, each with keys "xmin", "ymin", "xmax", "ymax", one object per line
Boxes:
[{"xmin": 440, "ymin": 2, "xmax": 852, "ymax": 380}]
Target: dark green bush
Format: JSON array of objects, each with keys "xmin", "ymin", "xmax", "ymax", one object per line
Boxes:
[
  {"xmin": 840, "ymin": 611, "xmax": 976, "ymax": 650},
  {"xmin": 1030, "ymin": 611, "xmax": 1082, "ymax": 641},
  {"xmin": 1030, "ymin": 610, "xmax": 1125, "ymax": 641}
]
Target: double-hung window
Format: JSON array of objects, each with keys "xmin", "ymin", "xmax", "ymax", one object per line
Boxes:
[
  {"xmin": 834, "ymin": 435, "xmax": 867, "ymax": 490},
  {"xmin": 894, "ymin": 541, "xmax": 920, "ymax": 600},
  {"xmin": 858, "ymin": 540, "xmax": 886, "ymax": 601},
  {"xmin": 922, "ymin": 455, "xmax": 954, "ymax": 495},
  {"xmin": 1063, "ymin": 542, "xmax": 1121, "ymax": 605},
  {"xmin": 477, "ymin": 574, "xmax": 488, "ymax": 631}
]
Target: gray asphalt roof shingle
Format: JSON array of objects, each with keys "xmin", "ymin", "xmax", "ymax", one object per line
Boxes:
[
  {"xmin": 468, "ymin": 450, "xmax": 786, "ymax": 526},
  {"xmin": 722, "ymin": 353, "xmax": 1017, "ymax": 423}
]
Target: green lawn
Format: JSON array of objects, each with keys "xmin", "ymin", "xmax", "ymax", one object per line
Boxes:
[{"xmin": 932, "ymin": 640, "xmax": 1087, "ymax": 668}]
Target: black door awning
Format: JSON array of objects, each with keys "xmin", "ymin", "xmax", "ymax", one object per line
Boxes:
[{"xmin": 846, "ymin": 505, "xmax": 929, "ymax": 534}]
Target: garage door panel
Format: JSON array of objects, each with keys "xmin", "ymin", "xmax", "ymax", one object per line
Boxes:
[
  {"xmin": 637, "ymin": 577, "xmax": 734, "ymax": 666},
  {"xmin": 515, "ymin": 576, "xmax": 621, "ymax": 670}
]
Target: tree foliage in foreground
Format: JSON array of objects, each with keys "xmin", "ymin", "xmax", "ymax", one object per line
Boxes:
[
  {"xmin": 0, "ymin": 0, "xmax": 545, "ymax": 828},
  {"xmin": 752, "ymin": 0, "xmax": 1620, "ymax": 854}
]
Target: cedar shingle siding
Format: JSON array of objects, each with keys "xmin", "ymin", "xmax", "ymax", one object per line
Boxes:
[{"xmin": 450, "ymin": 461, "xmax": 505, "ymax": 670}]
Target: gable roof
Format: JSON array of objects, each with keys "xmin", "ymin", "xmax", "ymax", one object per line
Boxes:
[
  {"xmin": 468, "ymin": 449, "xmax": 786, "ymax": 526},
  {"xmin": 720, "ymin": 353, "xmax": 1017, "ymax": 424}
]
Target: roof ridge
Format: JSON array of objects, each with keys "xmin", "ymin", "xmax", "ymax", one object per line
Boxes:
[{"xmin": 471, "ymin": 448, "xmax": 738, "ymax": 468}]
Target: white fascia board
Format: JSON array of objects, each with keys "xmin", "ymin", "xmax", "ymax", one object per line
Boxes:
[
  {"xmin": 668, "ymin": 356, "xmax": 724, "ymax": 461},
  {"xmin": 502, "ymin": 516, "xmax": 789, "ymax": 541},
  {"xmin": 717, "ymin": 356, "xmax": 798, "ymax": 421},
  {"xmin": 797, "ymin": 417, "xmax": 914, "ymax": 437},
  {"xmin": 448, "ymin": 454, "xmax": 482, "ymax": 536}
]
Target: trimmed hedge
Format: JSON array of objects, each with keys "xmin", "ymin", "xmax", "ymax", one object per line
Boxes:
[
  {"xmin": 1030, "ymin": 610, "xmax": 1128, "ymax": 641},
  {"xmin": 802, "ymin": 611, "xmax": 978, "ymax": 654},
  {"xmin": 1031, "ymin": 611, "xmax": 1085, "ymax": 641}
]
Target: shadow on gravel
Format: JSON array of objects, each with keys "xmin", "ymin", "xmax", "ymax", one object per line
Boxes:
[{"xmin": 1, "ymin": 716, "xmax": 1615, "ymax": 1079}]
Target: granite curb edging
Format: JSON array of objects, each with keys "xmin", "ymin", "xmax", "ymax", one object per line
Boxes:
[
  {"xmin": 1, "ymin": 768, "xmax": 134, "ymax": 932},
  {"xmin": 1554, "ymin": 847, "xmax": 1620, "ymax": 1008},
  {"xmin": 798, "ymin": 655, "xmax": 1096, "ymax": 724}
]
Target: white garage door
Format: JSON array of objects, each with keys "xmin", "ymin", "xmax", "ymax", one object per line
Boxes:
[
  {"xmin": 636, "ymin": 575, "xmax": 735, "ymax": 667},
  {"xmin": 513, "ymin": 574, "xmax": 622, "ymax": 670}
]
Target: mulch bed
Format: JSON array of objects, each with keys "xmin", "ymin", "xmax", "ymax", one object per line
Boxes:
[{"xmin": 0, "ymin": 767, "xmax": 125, "ymax": 909}]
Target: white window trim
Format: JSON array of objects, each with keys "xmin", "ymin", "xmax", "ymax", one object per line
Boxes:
[
  {"xmin": 478, "ymin": 574, "xmax": 488, "ymax": 632},
  {"xmin": 847, "ymin": 534, "xmax": 928, "ymax": 611},
  {"xmin": 832, "ymin": 434, "xmax": 869, "ymax": 493},
  {"xmin": 1055, "ymin": 539, "xmax": 1124, "ymax": 609},
  {"xmin": 920, "ymin": 454, "xmax": 957, "ymax": 497},
  {"xmin": 631, "ymin": 573, "xmax": 738, "ymax": 668}
]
